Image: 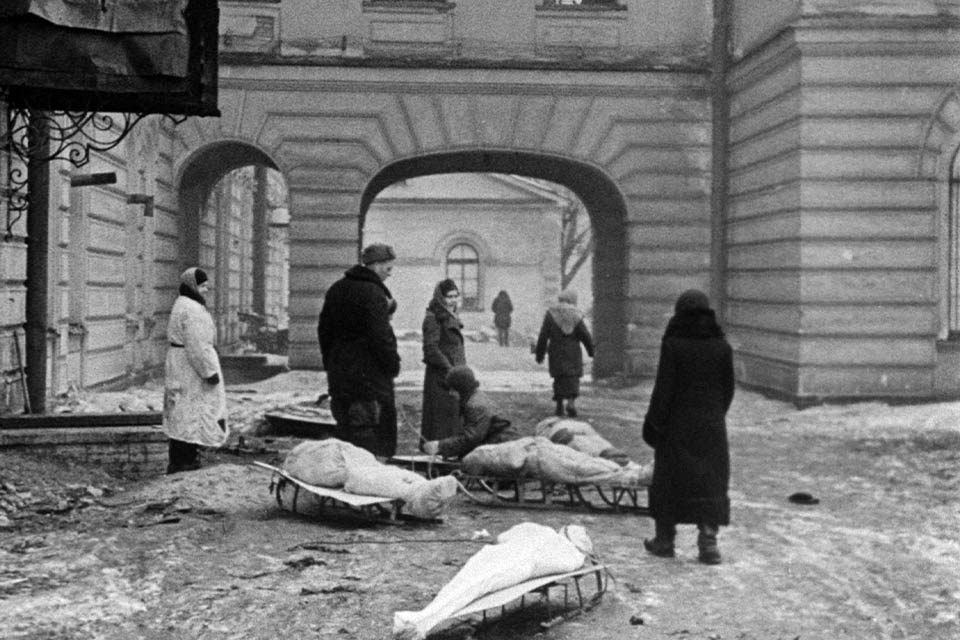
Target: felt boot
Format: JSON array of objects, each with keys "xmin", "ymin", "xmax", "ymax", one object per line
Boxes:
[
  {"xmin": 644, "ymin": 520, "xmax": 676, "ymax": 558},
  {"xmin": 565, "ymin": 399, "xmax": 578, "ymax": 418},
  {"xmin": 555, "ymin": 401, "xmax": 564, "ymax": 417},
  {"xmin": 697, "ymin": 523, "xmax": 721, "ymax": 565}
]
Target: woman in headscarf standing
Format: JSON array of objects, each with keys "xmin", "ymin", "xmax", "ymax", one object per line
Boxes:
[
  {"xmin": 534, "ymin": 289, "xmax": 594, "ymax": 418},
  {"xmin": 491, "ymin": 290, "xmax": 513, "ymax": 347},
  {"xmin": 641, "ymin": 289, "xmax": 734, "ymax": 564},
  {"xmin": 420, "ymin": 279, "xmax": 466, "ymax": 443},
  {"xmin": 162, "ymin": 267, "xmax": 228, "ymax": 474}
]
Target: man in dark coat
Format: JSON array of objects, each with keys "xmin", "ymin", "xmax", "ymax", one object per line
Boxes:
[
  {"xmin": 422, "ymin": 365, "xmax": 519, "ymax": 460},
  {"xmin": 535, "ymin": 289, "xmax": 595, "ymax": 418},
  {"xmin": 318, "ymin": 243, "xmax": 401, "ymax": 457},
  {"xmin": 642, "ymin": 289, "xmax": 735, "ymax": 564},
  {"xmin": 420, "ymin": 279, "xmax": 466, "ymax": 443}
]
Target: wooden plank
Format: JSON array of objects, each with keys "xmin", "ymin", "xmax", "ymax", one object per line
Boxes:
[{"xmin": 0, "ymin": 412, "xmax": 162, "ymax": 429}]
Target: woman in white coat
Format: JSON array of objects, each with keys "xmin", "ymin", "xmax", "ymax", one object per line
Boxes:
[{"xmin": 162, "ymin": 267, "xmax": 228, "ymax": 474}]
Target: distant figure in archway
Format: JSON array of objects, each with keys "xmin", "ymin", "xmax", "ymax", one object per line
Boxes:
[
  {"xmin": 535, "ymin": 289, "xmax": 594, "ymax": 418},
  {"xmin": 420, "ymin": 279, "xmax": 466, "ymax": 445},
  {"xmin": 318, "ymin": 243, "xmax": 401, "ymax": 458},
  {"xmin": 491, "ymin": 290, "xmax": 513, "ymax": 347},
  {"xmin": 162, "ymin": 267, "xmax": 228, "ymax": 474}
]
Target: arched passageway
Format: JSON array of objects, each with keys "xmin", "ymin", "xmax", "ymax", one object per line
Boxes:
[
  {"xmin": 176, "ymin": 141, "xmax": 289, "ymax": 353},
  {"xmin": 361, "ymin": 150, "xmax": 628, "ymax": 378}
]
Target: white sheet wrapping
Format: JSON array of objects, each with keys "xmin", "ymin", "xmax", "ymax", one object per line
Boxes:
[
  {"xmin": 535, "ymin": 417, "xmax": 630, "ymax": 465},
  {"xmin": 282, "ymin": 439, "xmax": 458, "ymax": 519},
  {"xmin": 392, "ymin": 522, "xmax": 591, "ymax": 640},
  {"xmin": 282, "ymin": 439, "xmax": 378, "ymax": 487},
  {"xmin": 461, "ymin": 436, "xmax": 651, "ymax": 487}
]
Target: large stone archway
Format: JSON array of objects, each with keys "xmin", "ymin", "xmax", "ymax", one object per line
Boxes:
[
  {"xmin": 361, "ymin": 150, "xmax": 629, "ymax": 377},
  {"xmin": 173, "ymin": 66, "xmax": 713, "ymax": 375}
]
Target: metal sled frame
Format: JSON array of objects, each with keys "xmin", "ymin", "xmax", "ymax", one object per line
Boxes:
[
  {"xmin": 388, "ymin": 455, "xmax": 649, "ymax": 515},
  {"xmin": 446, "ymin": 563, "xmax": 608, "ymax": 632},
  {"xmin": 459, "ymin": 473, "xmax": 650, "ymax": 514},
  {"xmin": 252, "ymin": 461, "xmax": 416, "ymax": 523}
]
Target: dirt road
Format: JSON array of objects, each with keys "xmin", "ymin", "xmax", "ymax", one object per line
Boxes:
[{"xmin": 1, "ymin": 341, "xmax": 958, "ymax": 639}]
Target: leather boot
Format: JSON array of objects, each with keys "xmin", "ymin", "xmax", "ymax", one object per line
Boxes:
[
  {"xmin": 697, "ymin": 523, "xmax": 721, "ymax": 565},
  {"xmin": 644, "ymin": 520, "xmax": 676, "ymax": 558}
]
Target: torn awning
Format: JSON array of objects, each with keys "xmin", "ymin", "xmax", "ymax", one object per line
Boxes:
[{"xmin": 0, "ymin": 0, "xmax": 218, "ymax": 116}]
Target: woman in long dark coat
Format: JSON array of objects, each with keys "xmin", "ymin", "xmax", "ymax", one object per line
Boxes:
[
  {"xmin": 491, "ymin": 290, "xmax": 513, "ymax": 347},
  {"xmin": 534, "ymin": 289, "xmax": 594, "ymax": 418},
  {"xmin": 642, "ymin": 289, "xmax": 735, "ymax": 565},
  {"xmin": 420, "ymin": 279, "xmax": 466, "ymax": 443}
]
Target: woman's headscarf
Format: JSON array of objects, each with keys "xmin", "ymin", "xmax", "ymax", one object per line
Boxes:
[
  {"xmin": 664, "ymin": 288, "xmax": 723, "ymax": 339},
  {"xmin": 179, "ymin": 267, "xmax": 208, "ymax": 306},
  {"xmin": 428, "ymin": 278, "xmax": 462, "ymax": 326},
  {"xmin": 548, "ymin": 288, "xmax": 583, "ymax": 335}
]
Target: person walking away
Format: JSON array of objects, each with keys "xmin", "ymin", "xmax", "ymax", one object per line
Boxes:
[
  {"xmin": 534, "ymin": 289, "xmax": 594, "ymax": 418},
  {"xmin": 641, "ymin": 289, "xmax": 734, "ymax": 565},
  {"xmin": 162, "ymin": 267, "xmax": 228, "ymax": 474},
  {"xmin": 318, "ymin": 243, "xmax": 401, "ymax": 458},
  {"xmin": 491, "ymin": 290, "xmax": 513, "ymax": 347},
  {"xmin": 422, "ymin": 365, "xmax": 519, "ymax": 460},
  {"xmin": 421, "ymin": 279, "xmax": 466, "ymax": 444}
]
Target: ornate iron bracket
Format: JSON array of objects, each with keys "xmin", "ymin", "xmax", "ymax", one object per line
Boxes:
[{"xmin": 3, "ymin": 95, "xmax": 187, "ymax": 239}]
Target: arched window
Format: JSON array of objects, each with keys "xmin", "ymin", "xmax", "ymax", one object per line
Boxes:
[
  {"xmin": 446, "ymin": 243, "xmax": 480, "ymax": 311},
  {"xmin": 949, "ymin": 149, "xmax": 960, "ymax": 339}
]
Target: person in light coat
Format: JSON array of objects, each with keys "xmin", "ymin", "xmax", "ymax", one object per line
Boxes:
[{"xmin": 162, "ymin": 267, "xmax": 228, "ymax": 474}]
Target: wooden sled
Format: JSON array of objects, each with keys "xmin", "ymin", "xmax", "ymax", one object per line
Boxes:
[
  {"xmin": 444, "ymin": 563, "xmax": 608, "ymax": 632},
  {"xmin": 456, "ymin": 472, "xmax": 650, "ymax": 515},
  {"xmin": 388, "ymin": 455, "xmax": 650, "ymax": 514},
  {"xmin": 251, "ymin": 461, "xmax": 439, "ymax": 524}
]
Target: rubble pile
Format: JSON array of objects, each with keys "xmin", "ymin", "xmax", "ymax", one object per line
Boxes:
[{"xmin": 0, "ymin": 452, "xmax": 121, "ymax": 532}]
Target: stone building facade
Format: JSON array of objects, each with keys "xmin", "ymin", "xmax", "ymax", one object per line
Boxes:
[
  {"xmin": 2, "ymin": 0, "xmax": 960, "ymax": 412},
  {"xmin": 364, "ymin": 172, "xmax": 590, "ymax": 340}
]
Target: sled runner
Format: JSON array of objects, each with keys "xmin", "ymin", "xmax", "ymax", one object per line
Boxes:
[
  {"xmin": 457, "ymin": 472, "xmax": 650, "ymax": 514},
  {"xmin": 450, "ymin": 564, "xmax": 607, "ymax": 626},
  {"xmin": 252, "ymin": 461, "xmax": 438, "ymax": 523},
  {"xmin": 438, "ymin": 563, "xmax": 608, "ymax": 634}
]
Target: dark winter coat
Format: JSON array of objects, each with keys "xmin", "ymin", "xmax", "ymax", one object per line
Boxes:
[
  {"xmin": 534, "ymin": 310, "xmax": 595, "ymax": 378},
  {"xmin": 642, "ymin": 311, "xmax": 735, "ymax": 526},
  {"xmin": 317, "ymin": 265, "xmax": 400, "ymax": 402},
  {"xmin": 436, "ymin": 389, "xmax": 519, "ymax": 460},
  {"xmin": 421, "ymin": 298, "xmax": 466, "ymax": 441},
  {"xmin": 491, "ymin": 292, "xmax": 513, "ymax": 329}
]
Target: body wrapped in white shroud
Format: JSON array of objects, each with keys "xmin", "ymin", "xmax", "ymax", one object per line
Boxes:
[{"xmin": 392, "ymin": 522, "xmax": 591, "ymax": 640}]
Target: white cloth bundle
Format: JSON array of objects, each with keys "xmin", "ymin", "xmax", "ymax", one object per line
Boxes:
[
  {"xmin": 393, "ymin": 522, "xmax": 591, "ymax": 640},
  {"xmin": 461, "ymin": 436, "xmax": 651, "ymax": 487},
  {"xmin": 282, "ymin": 439, "xmax": 458, "ymax": 519},
  {"xmin": 525, "ymin": 438, "xmax": 625, "ymax": 485},
  {"xmin": 535, "ymin": 417, "xmax": 630, "ymax": 465},
  {"xmin": 460, "ymin": 436, "xmax": 540, "ymax": 477},
  {"xmin": 344, "ymin": 464, "xmax": 458, "ymax": 520},
  {"xmin": 282, "ymin": 439, "xmax": 378, "ymax": 487}
]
